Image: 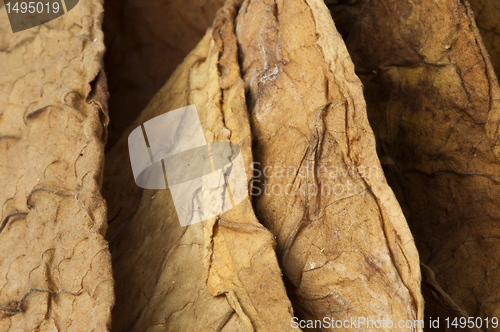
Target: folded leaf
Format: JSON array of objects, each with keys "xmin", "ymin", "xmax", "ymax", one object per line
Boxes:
[
  {"xmin": 235, "ymin": 0, "xmax": 424, "ymax": 329},
  {"xmin": 103, "ymin": 0, "xmax": 225, "ymax": 148},
  {"xmin": 347, "ymin": 0, "xmax": 500, "ymax": 326},
  {"xmin": 0, "ymin": 1, "xmax": 113, "ymax": 331},
  {"xmin": 102, "ymin": 1, "xmax": 298, "ymax": 330}
]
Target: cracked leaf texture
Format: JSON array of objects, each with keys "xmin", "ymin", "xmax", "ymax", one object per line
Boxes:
[
  {"xmin": 469, "ymin": 0, "xmax": 500, "ymax": 77},
  {"xmin": 347, "ymin": 0, "xmax": 500, "ymax": 328},
  {"xmin": 0, "ymin": 0, "xmax": 113, "ymax": 331},
  {"xmin": 235, "ymin": 0, "xmax": 424, "ymax": 331}
]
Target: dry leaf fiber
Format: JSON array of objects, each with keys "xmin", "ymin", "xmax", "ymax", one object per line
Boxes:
[
  {"xmin": 235, "ymin": 0, "xmax": 424, "ymax": 330},
  {"xmin": 0, "ymin": 0, "xmax": 113, "ymax": 331},
  {"xmin": 469, "ymin": 0, "xmax": 500, "ymax": 76},
  {"xmin": 347, "ymin": 0, "xmax": 500, "ymax": 327},
  {"xmin": 102, "ymin": 1, "xmax": 298, "ymax": 330}
]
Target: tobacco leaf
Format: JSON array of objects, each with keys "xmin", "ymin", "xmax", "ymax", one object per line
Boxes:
[
  {"xmin": 103, "ymin": 0, "xmax": 225, "ymax": 149},
  {"xmin": 0, "ymin": 1, "xmax": 113, "ymax": 331},
  {"xmin": 347, "ymin": 0, "xmax": 500, "ymax": 327},
  {"xmin": 235, "ymin": 0, "xmax": 424, "ymax": 330},
  {"xmin": 468, "ymin": 0, "xmax": 500, "ymax": 76},
  {"xmin": 102, "ymin": 1, "xmax": 298, "ymax": 330}
]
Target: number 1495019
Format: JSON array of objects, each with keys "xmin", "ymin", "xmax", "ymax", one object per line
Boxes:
[
  {"xmin": 5, "ymin": 2, "xmax": 60, "ymax": 14},
  {"xmin": 445, "ymin": 317, "xmax": 498, "ymax": 329}
]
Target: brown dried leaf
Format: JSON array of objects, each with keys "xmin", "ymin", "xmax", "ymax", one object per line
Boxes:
[
  {"xmin": 469, "ymin": 0, "xmax": 500, "ymax": 76},
  {"xmin": 103, "ymin": 1, "xmax": 298, "ymax": 330},
  {"xmin": 347, "ymin": 0, "xmax": 500, "ymax": 326},
  {"xmin": 103, "ymin": 0, "xmax": 225, "ymax": 148},
  {"xmin": 235, "ymin": 0, "xmax": 423, "ymax": 330},
  {"xmin": 0, "ymin": 1, "xmax": 113, "ymax": 331}
]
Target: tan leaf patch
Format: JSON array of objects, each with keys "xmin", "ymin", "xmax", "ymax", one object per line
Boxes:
[{"xmin": 0, "ymin": 1, "xmax": 113, "ymax": 331}]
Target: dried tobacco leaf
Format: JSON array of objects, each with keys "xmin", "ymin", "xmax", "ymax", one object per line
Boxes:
[
  {"xmin": 0, "ymin": 1, "xmax": 113, "ymax": 331},
  {"xmin": 103, "ymin": 0, "xmax": 225, "ymax": 148},
  {"xmin": 347, "ymin": 0, "xmax": 500, "ymax": 326},
  {"xmin": 235, "ymin": 0, "xmax": 423, "ymax": 330},
  {"xmin": 102, "ymin": 1, "xmax": 298, "ymax": 330},
  {"xmin": 469, "ymin": 0, "xmax": 500, "ymax": 76}
]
